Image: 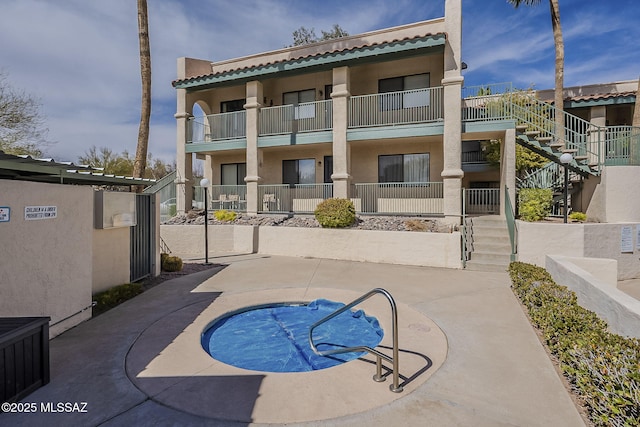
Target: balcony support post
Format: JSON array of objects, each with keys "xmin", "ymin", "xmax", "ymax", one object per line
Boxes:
[
  {"xmin": 175, "ymin": 96, "xmax": 193, "ymax": 215},
  {"xmin": 331, "ymin": 66, "xmax": 351, "ymax": 199},
  {"xmin": 244, "ymin": 80, "xmax": 263, "ymax": 215}
]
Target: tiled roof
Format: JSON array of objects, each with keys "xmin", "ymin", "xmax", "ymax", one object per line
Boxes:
[
  {"xmin": 565, "ymin": 91, "xmax": 636, "ymax": 102},
  {"xmin": 173, "ymin": 30, "xmax": 446, "ymax": 87}
]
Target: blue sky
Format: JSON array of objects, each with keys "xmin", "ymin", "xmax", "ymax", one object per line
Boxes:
[{"xmin": 0, "ymin": 0, "xmax": 638, "ymax": 164}]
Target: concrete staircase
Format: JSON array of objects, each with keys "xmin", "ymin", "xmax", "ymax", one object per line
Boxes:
[{"xmin": 465, "ymin": 216, "xmax": 512, "ymax": 272}]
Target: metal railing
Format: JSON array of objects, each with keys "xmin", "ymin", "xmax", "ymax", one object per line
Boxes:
[
  {"xmin": 349, "ymin": 87, "xmax": 443, "ymax": 128},
  {"xmin": 258, "ymin": 183, "xmax": 333, "ymax": 213},
  {"xmin": 461, "ymin": 150, "xmax": 488, "ymax": 164},
  {"xmin": 259, "ymin": 100, "xmax": 333, "ymax": 136},
  {"xmin": 308, "ymin": 288, "xmax": 403, "ymax": 393},
  {"xmin": 464, "ymin": 188, "xmax": 500, "ymax": 214},
  {"xmin": 188, "ymin": 111, "xmax": 246, "ymax": 143},
  {"xmin": 505, "ymin": 186, "xmax": 517, "ymax": 262},
  {"xmin": 604, "ymin": 126, "xmax": 640, "ymax": 165},
  {"xmin": 352, "ymin": 182, "xmax": 444, "ymax": 215},
  {"xmin": 193, "ymin": 185, "xmax": 248, "ymax": 212},
  {"xmin": 461, "ymin": 83, "xmax": 514, "ymax": 122}
]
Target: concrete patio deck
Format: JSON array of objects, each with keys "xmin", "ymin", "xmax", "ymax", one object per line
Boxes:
[{"xmin": 2, "ymin": 254, "xmax": 586, "ymax": 426}]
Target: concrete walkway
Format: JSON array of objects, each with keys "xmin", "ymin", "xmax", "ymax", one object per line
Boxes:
[{"xmin": 3, "ymin": 255, "xmax": 586, "ymax": 426}]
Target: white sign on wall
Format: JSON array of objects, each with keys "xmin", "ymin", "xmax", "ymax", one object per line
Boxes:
[
  {"xmin": 24, "ymin": 206, "xmax": 57, "ymax": 221},
  {"xmin": 620, "ymin": 225, "xmax": 634, "ymax": 253},
  {"xmin": 0, "ymin": 207, "xmax": 10, "ymax": 222}
]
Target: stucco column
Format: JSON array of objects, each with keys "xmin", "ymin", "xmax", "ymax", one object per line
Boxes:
[
  {"xmin": 331, "ymin": 66, "xmax": 351, "ymax": 199},
  {"xmin": 589, "ymin": 105, "xmax": 607, "ymax": 167},
  {"xmin": 500, "ymin": 128, "xmax": 516, "ymax": 217},
  {"xmin": 244, "ymin": 80, "xmax": 263, "ymax": 215},
  {"xmin": 441, "ymin": 0, "xmax": 464, "ymax": 224},
  {"xmin": 175, "ymin": 87, "xmax": 193, "ymax": 214}
]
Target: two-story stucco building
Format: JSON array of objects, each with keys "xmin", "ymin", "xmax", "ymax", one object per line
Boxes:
[
  {"xmin": 169, "ymin": 0, "xmax": 639, "ymax": 271},
  {"xmin": 171, "ymin": 0, "xmax": 518, "ymax": 225}
]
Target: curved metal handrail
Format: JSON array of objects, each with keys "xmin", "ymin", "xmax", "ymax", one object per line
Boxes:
[{"xmin": 308, "ymin": 288, "xmax": 402, "ymax": 392}]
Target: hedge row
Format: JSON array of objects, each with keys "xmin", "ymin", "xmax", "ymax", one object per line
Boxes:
[{"xmin": 508, "ymin": 262, "xmax": 639, "ymax": 426}]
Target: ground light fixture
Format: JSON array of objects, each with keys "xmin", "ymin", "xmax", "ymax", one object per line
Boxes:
[
  {"xmin": 559, "ymin": 152, "xmax": 573, "ymax": 223},
  {"xmin": 200, "ymin": 178, "xmax": 210, "ymax": 263}
]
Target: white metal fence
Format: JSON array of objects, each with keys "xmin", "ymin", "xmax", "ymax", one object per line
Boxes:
[
  {"xmin": 464, "ymin": 188, "xmax": 500, "ymax": 215},
  {"xmin": 259, "ymin": 100, "xmax": 333, "ymax": 136},
  {"xmin": 188, "ymin": 111, "xmax": 246, "ymax": 143},
  {"xmin": 349, "ymin": 87, "xmax": 443, "ymax": 128},
  {"xmin": 353, "ymin": 182, "xmax": 444, "ymax": 215},
  {"xmin": 258, "ymin": 184, "xmax": 333, "ymax": 213}
]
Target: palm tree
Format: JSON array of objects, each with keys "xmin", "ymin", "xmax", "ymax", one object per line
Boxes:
[
  {"xmin": 509, "ymin": 0, "xmax": 565, "ymax": 149},
  {"xmin": 133, "ymin": 0, "xmax": 151, "ymax": 187}
]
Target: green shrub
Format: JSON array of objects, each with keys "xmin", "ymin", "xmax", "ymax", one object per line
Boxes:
[
  {"xmin": 162, "ymin": 255, "xmax": 183, "ymax": 272},
  {"xmin": 93, "ymin": 283, "xmax": 143, "ymax": 314},
  {"xmin": 508, "ymin": 262, "xmax": 640, "ymax": 426},
  {"xmin": 214, "ymin": 209, "xmax": 237, "ymax": 222},
  {"xmin": 569, "ymin": 211, "xmax": 587, "ymax": 222},
  {"xmin": 518, "ymin": 188, "xmax": 553, "ymax": 222},
  {"xmin": 314, "ymin": 198, "xmax": 356, "ymax": 228}
]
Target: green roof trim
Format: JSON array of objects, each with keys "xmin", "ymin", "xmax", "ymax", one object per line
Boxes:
[{"xmin": 175, "ymin": 34, "xmax": 446, "ymax": 91}]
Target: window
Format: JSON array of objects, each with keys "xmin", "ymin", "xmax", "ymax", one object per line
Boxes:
[
  {"xmin": 378, "ymin": 153, "xmax": 429, "ymax": 183},
  {"xmin": 283, "ymin": 159, "xmax": 316, "ymax": 185},
  {"xmin": 378, "ymin": 73, "xmax": 430, "ymax": 110},
  {"xmin": 283, "ymin": 89, "xmax": 316, "ymax": 119},
  {"xmin": 220, "ymin": 99, "xmax": 244, "ymax": 113},
  {"xmin": 221, "ymin": 163, "xmax": 246, "ymax": 185}
]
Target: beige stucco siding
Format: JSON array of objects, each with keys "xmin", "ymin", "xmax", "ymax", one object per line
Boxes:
[
  {"xmin": 92, "ymin": 227, "xmax": 130, "ymax": 293},
  {"xmin": 350, "ymin": 56, "xmax": 445, "ymax": 96},
  {"xmin": 0, "ymin": 180, "xmax": 93, "ymax": 337},
  {"xmin": 350, "ymin": 137, "xmax": 444, "ymax": 183}
]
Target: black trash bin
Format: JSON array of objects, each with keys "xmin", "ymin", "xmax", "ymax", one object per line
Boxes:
[{"xmin": 1, "ymin": 317, "xmax": 50, "ymax": 403}]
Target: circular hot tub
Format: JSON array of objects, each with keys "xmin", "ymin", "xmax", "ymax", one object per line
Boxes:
[{"xmin": 201, "ymin": 299, "xmax": 383, "ymax": 372}]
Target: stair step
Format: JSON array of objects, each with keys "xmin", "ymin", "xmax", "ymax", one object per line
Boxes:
[
  {"xmin": 536, "ymin": 136, "xmax": 552, "ymax": 143},
  {"xmin": 472, "ymin": 242, "xmax": 512, "ymax": 252},
  {"xmin": 516, "ymin": 124, "xmax": 528, "ymax": 132},
  {"xmin": 574, "ymin": 155, "xmax": 588, "ymax": 161},
  {"xmin": 465, "ymin": 261, "xmax": 509, "ymax": 272},
  {"xmin": 549, "ymin": 143, "xmax": 564, "ymax": 149},
  {"xmin": 469, "ymin": 252, "xmax": 512, "ymax": 264},
  {"xmin": 525, "ymin": 130, "xmax": 541, "ymax": 137}
]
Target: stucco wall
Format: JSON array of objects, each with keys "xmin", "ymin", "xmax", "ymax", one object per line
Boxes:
[
  {"xmin": 516, "ymin": 221, "xmax": 585, "ymax": 268},
  {"xmin": 0, "ymin": 180, "xmax": 93, "ymax": 337},
  {"xmin": 92, "ymin": 227, "xmax": 130, "ymax": 293},
  {"xmin": 258, "ymin": 227, "xmax": 462, "ymax": 269},
  {"xmin": 161, "ymin": 224, "xmax": 257, "ymax": 257},
  {"xmin": 161, "ymin": 224, "xmax": 461, "ymax": 269},
  {"xmin": 517, "ymin": 221, "xmax": 640, "ymax": 280},
  {"xmin": 546, "ymin": 255, "xmax": 640, "ymax": 339},
  {"xmin": 585, "ymin": 166, "xmax": 640, "ymax": 223}
]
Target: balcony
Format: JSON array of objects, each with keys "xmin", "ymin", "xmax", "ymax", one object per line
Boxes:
[
  {"xmin": 186, "ymin": 88, "xmax": 446, "ymax": 144},
  {"xmin": 188, "ymin": 110, "xmax": 246, "ymax": 143}
]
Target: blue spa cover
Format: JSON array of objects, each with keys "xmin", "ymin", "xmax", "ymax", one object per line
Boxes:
[{"xmin": 202, "ymin": 299, "xmax": 384, "ymax": 372}]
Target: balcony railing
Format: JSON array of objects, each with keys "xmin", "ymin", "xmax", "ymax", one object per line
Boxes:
[
  {"xmin": 188, "ymin": 111, "xmax": 246, "ymax": 143},
  {"xmin": 462, "ymin": 150, "xmax": 488, "ymax": 164},
  {"xmin": 605, "ymin": 126, "xmax": 640, "ymax": 165},
  {"xmin": 464, "ymin": 188, "xmax": 500, "ymax": 215},
  {"xmin": 258, "ymin": 184, "xmax": 333, "ymax": 213},
  {"xmin": 194, "ymin": 185, "xmax": 247, "ymax": 212},
  {"xmin": 260, "ymin": 100, "xmax": 333, "ymax": 136},
  {"xmin": 352, "ymin": 182, "xmax": 444, "ymax": 215},
  {"xmin": 349, "ymin": 87, "xmax": 443, "ymax": 128}
]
